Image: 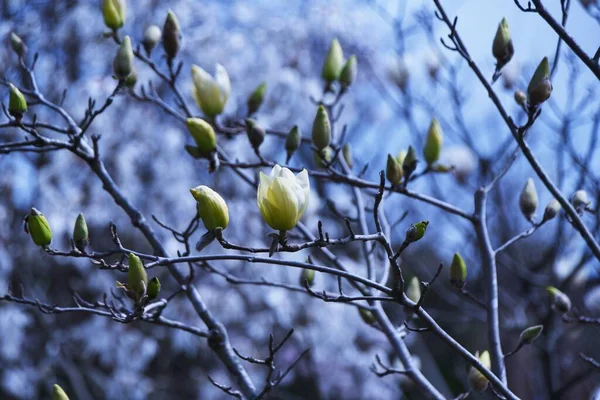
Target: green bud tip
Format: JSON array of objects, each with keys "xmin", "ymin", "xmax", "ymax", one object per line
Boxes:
[
  {"xmin": 546, "ymin": 286, "xmax": 571, "ymax": 314},
  {"xmin": 543, "ymin": 199, "xmax": 561, "ymax": 221},
  {"xmin": 423, "ymin": 118, "xmax": 443, "ymax": 165},
  {"xmin": 519, "ymin": 178, "xmax": 538, "ymax": 221},
  {"xmin": 468, "ymin": 350, "xmax": 491, "ymax": 392},
  {"xmin": 527, "ymin": 57, "xmax": 552, "ymax": 107},
  {"xmin": 26, "ymin": 207, "xmax": 52, "ymax": 247},
  {"xmin": 519, "ymin": 325, "xmax": 543, "ymax": 344},
  {"xmin": 340, "ymin": 55, "xmax": 357, "ymax": 87},
  {"xmin": 102, "ymin": 0, "xmax": 126, "ymax": 31},
  {"xmin": 245, "ymin": 118, "xmax": 266, "ymax": 149},
  {"xmin": 301, "ymin": 268, "xmax": 315, "ymax": 287},
  {"xmin": 321, "ymin": 38, "xmax": 344, "ymax": 82},
  {"xmin": 53, "ymin": 384, "xmax": 70, "ymax": 400},
  {"xmin": 162, "ymin": 10, "xmax": 182, "ymax": 59},
  {"xmin": 147, "ymin": 277, "xmax": 161, "ymax": 300},
  {"xmin": 10, "ymin": 32, "xmax": 27, "ymax": 57},
  {"xmin": 450, "ymin": 252, "xmax": 467, "ymax": 289},
  {"xmin": 312, "ymin": 105, "xmax": 331, "ymax": 150},
  {"xmin": 405, "ymin": 221, "xmax": 429, "ymax": 243},
  {"xmin": 403, "ymin": 145, "xmax": 418, "ymax": 179},
  {"xmin": 127, "ymin": 253, "xmax": 148, "ymax": 300},
  {"xmin": 113, "ymin": 35, "xmax": 134, "ymax": 80},
  {"xmin": 73, "ymin": 213, "xmax": 89, "ymax": 251},
  {"xmin": 285, "ymin": 125, "xmax": 301, "ymax": 162},
  {"xmin": 8, "ymin": 83, "xmax": 27, "ymax": 118},
  {"xmin": 190, "ymin": 185, "xmax": 230, "ymax": 230},
  {"xmin": 492, "ymin": 17, "xmax": 513, "ymax": 67},
  {"xmin": 247, "ymin": 82, "xmax": 267, "ymax": 115},
  {"xmin": 386, "ymin": 154, "xmax": 402, "ymax": 185},
  {"xmin": 186, "ymin": 118, "xmax": 217, "ymax": 153},
  {"xmin": 313, "ymin": 146, "xmax": 333, "ymax": 168},
  {"xmin": 342, "ymin": 143, "xmax": 353, "ymax": 169}
]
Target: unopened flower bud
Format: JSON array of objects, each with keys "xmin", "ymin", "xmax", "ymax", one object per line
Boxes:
[
  {"xmin": 247, "ymin": 82, "xmax": 266, "ymax": 116},
  {"xmin": 102, "ymin": 0, "xmax": 126, "ymax": 30},
  {"xmin": 519, "ymin": 325, "xmax": 543, "ymax": 345},
  {"xmin": 386, "ymin": 154, "xmax": 402, "ymax": 185},
  {"xmin": 124, "ymin": 67, "xmax": 137, "ymax": 88},
  {"xmin": 342, "ymin": 143, "xmax": 353, "ymax": 169},
  {"xmin": 406, "ymin": 276, "xmax": 421, "ymax": 303},
  {"xmin": 571, "ymin": 190, "xmax": 590, "ymax": 213},
  {"xmin": 397, "ymin": 150, "xmax": 407, "ymax": 165},
  {"xmin": 321, "ymin": 38, "xmax": 344, "ymax": 82},
  {"xmin": 285, "ymin": 125, "xmax": 301, "ymax": 163},
  {"xmin": 301, "ymin": 268, "xmax": 315, "ymax": 287},
  {"xmin": 186, "ymin": 118, "xmax": 216, "ymax": 153},
  {"xmin": 146, "ymin": 277, "xmax": 161, "ymax": 300},
  {"xmin": 8, "ymin": 84, "xmax": 27, "ymax": 120},
  {"xmin": 519, "ymin": 178, "xmax": 538, "ymax": 221},
  {"xmin": 423, "ymin": 118, "xmax": 443, "ymax": 165},
  {"xmin": 492, "ymin": 18, "xmax": 514, "ymax": 69},
  {"xmin": 72, "ymin": 213, "xmax": 89, "ymax": 252},
  {"xmin": 162, "ymin": 10, "xmax": 181, "ymax": 59},
  {"xmin": 405, "ymin": 221, "xmax": 429, "ymax": 244},
  {"xmin": 527, "ymin": 57, "xmax": 552, "ymax": 107},
  {"xmin": 312, "ymin": 105, "xmax": 331, "ymax": 150},
  {"xmin": 245, "ymin": 118, "xmax": 266, "ymax": 150},
  {"xmin": 543, "ymin": 199, "xmax": 561, "ymax": 221},
  {"xmin": 53, "ymin": 384, "xmax": 70, "ymax": 400},
  {"xmin": 9, "ymin": 32, "xmax": 27, "ymax": 58},
  {"xmin": 547, "ymin": 286, "xmax": 571, "ymax": 314},
  {"xmin": 450, "ymin": 252, "xmax": 467, "ymax": 289},
  {"xmin": 359, "ymin": 307, "xmax": 377, "ymax": 325},
  {"xmin": 142, "ymin": 25, "xmax": 161, "ymax": 55},
  {"xmin": 127, "ymin": 253, "xmax": 148, "ymax": 300},
  {"xmin": 313, "ymin": 147, "xmax": 332, "ymax": 168},
  {"xmin": 468, "ymin": 351, "xmax": 491, "ymax": 392},
  {"xmin": 113, "ymin": 35, "xmax": 134, "ymax": 81},
  {"xmin": 514, "ymin": 90, "xmax": 527, "ymax": 106},
  {"xmin": 340, "ymin": 55, "xmax": 357, "ymax": 88},
  {"xmin": 402, "ymin": 145, "xmax": 418, "ymax": 180},
  {"xmin": 191, "ymin": 64, "xmax": 231, "ymax": 117},
  {"xmin": 190, "ymin": 185, "xmax": 230, "ymax": 230},
  {"xmin": 25, "ymin": 208, "xmax": 52, "ymax": 246}
]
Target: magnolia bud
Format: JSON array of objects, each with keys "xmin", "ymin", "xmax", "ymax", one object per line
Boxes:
[
  {"xmin": 245, "ymin": 118, "xmax": 266, "ymax": 150},
  {"xmin": 247, "ymin": 82, "xmax": 266, "ymax": 116},
  {"xmin": 186, "ymin": 118, "xmax": 216, "ymax": 153},
  {"xmin": 9, "ymin": 32, "xmax": 27, "ymax": 58},
  {"xmin": 450, "ymin": 252, "xmax": 467, "ymax": 289},
  {"xmin": 406, "ymin": 276, "xmax": 421, "ymax": 303},
  {"xmin": 124, "ymin": 67, "xmax": 137, "ymax": 88},
  {"xmin": 25, "ymin": 208, "xmax": 52, "ymax": 247},
  {"xmin": 53, "ymin": 384, "xmax": 70, "ymax": 400},
  {"xmin": 72, "ymin": 213, "xmax": 89, "ymax": 252},
  {"xmin": 397, "ymin": 150, "xmax": 407, "ymax": 165},
  {"xmin": 142, "ymin": 25, "xmax": 161, "ymax": 55},
  {"xmin": 102, "ymin": 0, "xmax": 126, "ymax": 30},
  {"xmin": 547, "ymin": 286, "xmax": 571, "ymax": 314},
  {"xmin": 8, "ymin": 84, "xmax": 27, "ymax": 121},
  {"xmin": 147, "ymin": 277, "xmax": 161, "ymax": 300},
  {"xmin": 519, "ymin": 178, "xmax": 538, "ymax": 221},
  {"xmin": 340, "ymin": 55, "xmax": 357, "ymax": 88},
  {"xmin": 342, "ymin": 143, "xmax": 353, "ymax": 169},
  {"xmin": 543, "ymin": 199, "xmax": 561, "ymax": 221},
  {"xmin": 527, "ymin": 57, "xmax": 552, "ymax": 107},
  {"xmin": 127, "ymin": 254, "xmax": 148, "ymax": 300},
  {"xmin": 162, "ymin": 10, "xmax": 181, "ymax": 59},
  {"xmin": 519, "ymin": 325, "xmax": 543, "ymax": 345},
  {"xmin": 405, "ymin": 221, "xmax": 429, "ymax": 244},
  {"xmin": 285, "ymin": 125, "xmax": 301, "ymax": 163},
  {"xmin": 492, "ymin": 18, "xmax": 514, "ymax": 69},
  {"xmin": 314, "ymin": 147, "xmax": 332, "ymax": 168},
  {"xmin": 402, "ymin": 145, "xmax": 418, "ymax": 181},
  {"xmin": 468, "ymin": 351, "xmax": 491, "ymax": 392},
  {"xmin": 301, "ymin": 269, "xmax": 315, "ymax": 287},
  {"xmin": 312, "ymin": 105, "xmax": 331, "ymax": 150},
  {"xmin": 359, "ymin": 307, "xmax": 377, "ymax": 325},
  {"xmin": 113, "ymin": 36, "xmax": 134, "ymax": 81},
  {"xmin": 386, "ymin": 154, "xmax": 402, "ymax": 185},
  {"xmin": 423, "ymin": 118, "xmax": 443, "ymax": 165},
  {"xmin": 571, "ymin": 190, "xmax": 590, "ymax": 213},
  {"xmin": 514, "ymin": 90, "xmax": 527, "ymax": 106},
  {"xmin": 190, "ymin": 185, "xmax": 230, "ymax": 230},
  {"xmin": 321, "ymin": 38, "xmax": 344, "ymax": 82}
]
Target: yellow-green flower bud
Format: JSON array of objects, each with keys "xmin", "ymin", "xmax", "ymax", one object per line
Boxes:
[
  {"xmin": 142, "ymin": 25, "xmax": 161, "ymax": 56},
  {"xmin": 8, "ymin": 83, "xmax": 27, "ymax": 120},
  {"xmin": 519, "ymin": 324, "xmax": 543, "ymax": 345},
  {"xmin": 124, "ymin": 67, "xmax": 137, "ymax": 88},
  {"xmin": 492, "ymin": 18, "xmax": 514, "ymax": 69},
  {"xmin": 127, "ymin": 254, "xmax": 148, "ymax": 300},
  {"xmin": 468, "ymin": 351, "xmax": 491, "ymax": 392},
  {"xmin": 547, "ymin": 286, "xmax": 571, "ymax": 313},
  {"xmin": 520, "ymin": 178, "xmax": 538, "ymax": 221},
  {"xmin": 406, "ymin": 276, "xmax": 421, "ymax": 303},
  {"xmin": 147, "ymin": 277, "xmax": 161, "ymax": 300},
  {"xmin": 342, "ymin": 143, "xmax": 353, "ymax": 169},
  {"xmin": 527, "ymin": 57, "xmax": 552, "ymax": 107},
  {"xmin": 423, "ymin": 118, "xmax": 443, "ymax": 165},
  {"xmin": 402, "ymin": 145, "xmax": 418, "ymax": 180},
  {"xmin": 285, "ymin": 125, "xmax": 301, "ymax": 163},
  {"xmin": 313, "ymin": 147, "xmax": 332, "ymax": 168},
  {"xmin": 72, "ymin": 213, "xmax": 89, "ymax": 252},
  {"xmin": 257, "ymin": 165, "xmax": 310, "ymax": 231},
  {"xmin": 102, "ymin": 0, "xmax": 126, "ymax": 30},
  {"xmin": 53, "ymin": 384, "xmax": 70, "ymax": 400},
  {"xmin": 191, "ymin": 64, "xmax": 231, "ymax": 117},
  {"xmin": 396, "ymin": 150, "xmax": 407, "ymax": 165},
  {"xmin": 301, "ymin": 268, "xmax": 315, "ymax": 287},
  {"xmin": 162, "ymin": 10, "xmax": 181, "ymax": 59},
  {"xmin": 405, "ymin": 221, "xmax": 429, "ymax": 244},
  {"xmin": 113, "ymin": 36, "xmax": 134, "ymax": 81},
  {"xmin": 190, "ymin": 185, "xmax": 230, "ymax": 230},
  {"xmin": 321, "ymin": 38, "xmax": 344, "ymax": 82},
  {"xmin": 312, "ymin": 105, "xmax": 331, "ymax": 150},
  {"xmin": 340, "ymin": 55, "xmax": 357, "ymax": 88},
  {"xmin": 571, "ymin": 190, "xmax": 590, "ymax": 213},
  {"xmin": 450, "ymin": 252, "xmax": 467, "ymax": 289},
  {"xmin": 514, "ymin": 90, "xmax": 527, "ymax": 106},
  {"xmin": 386, "ymin": 154, "xmax": 402, "ymax": 185},
  {"xmin": 186, "ymin": 118, "xmax": 216, "ymax": 153},
  {"xmin": 10, "ymin": 32, "xmax": 27, "ymax": 58},
  {"xmin": 543, "ymin": 199, "xmax": 561, "ymax": 221},
  {"xmin": 26, "ymin": 208, "xmax": 52, "ymax": 247},
  {"xmin": 245, "ymin": 118, "xmax": 266, "ymax": 150},
  {"xmin": 359, "ymin": 307, "xmax": 377, "ymax": 325},
  {"xmin": 247, "ymin": 82, "xmax": 266, "ymax": 116}
]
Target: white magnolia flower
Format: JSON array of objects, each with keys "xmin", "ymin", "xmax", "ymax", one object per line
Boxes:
[
  {"xmin": 257, "ymin": 165, "xmax": 310, "ymax": 231},
  {"xmin": 191, "ymin": 63, "xmax": 231, "ymax": 117}
]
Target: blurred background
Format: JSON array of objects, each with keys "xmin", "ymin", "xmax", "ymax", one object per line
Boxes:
[{"xmin": 1, "ymin": 0, "xmax": 600, "ymax": 399}]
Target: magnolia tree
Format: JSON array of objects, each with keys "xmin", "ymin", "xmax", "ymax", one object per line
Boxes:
[{"xmin": 1, "ymin": 0, "xmax": 600, "ymax": 399}]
